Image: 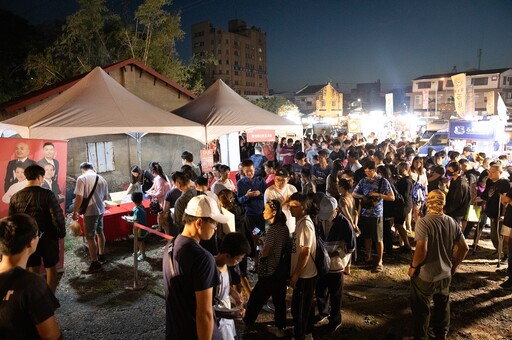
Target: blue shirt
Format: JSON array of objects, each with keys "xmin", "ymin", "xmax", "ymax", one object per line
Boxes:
[
  {"xmin": 353, "ymin": 175, "xmax": 392, "ymax": 217},
  {"xmin": 236, "ymin": 176, "xmax": 266, "ymax": 216}
]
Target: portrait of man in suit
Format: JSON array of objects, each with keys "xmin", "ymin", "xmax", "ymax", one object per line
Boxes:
[
  {"xmin": 37, "ymin": 142, "xmax": 60, "ymax": 183},
  {"xmin": 41, "ymin": 163, "xmax": 64, "ymax": 203},
  {"xmin": 4, "ymin": 142, "xmax": 35, "ymax": 192}
]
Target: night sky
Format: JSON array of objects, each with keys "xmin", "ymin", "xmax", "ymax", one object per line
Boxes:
[{"xmin": 2, "ymin": 0, "xmax": 512, "ymax": 92}]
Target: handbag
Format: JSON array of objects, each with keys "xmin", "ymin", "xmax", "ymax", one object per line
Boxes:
[{"xmin": 78, "ymin": 175, "xmax": 99, "ymax": 215}]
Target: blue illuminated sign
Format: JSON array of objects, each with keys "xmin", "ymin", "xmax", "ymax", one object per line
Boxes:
[{"xmin": 448, "ymin": 120, "xmax": 495, "ymax": 140}]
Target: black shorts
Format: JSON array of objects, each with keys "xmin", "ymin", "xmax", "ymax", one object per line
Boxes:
[
  {"xmin": 26, "ymin": 236, "xmax": 60, "ymax": 268},
  {"xmin": 358, "ymin": 216, "xmax": 383, "ymax": 243}
]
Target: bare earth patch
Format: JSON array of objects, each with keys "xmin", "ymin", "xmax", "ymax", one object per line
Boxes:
[{"xmin": 56, "ymin": 223, "xmax": 512, "ymax": 339}]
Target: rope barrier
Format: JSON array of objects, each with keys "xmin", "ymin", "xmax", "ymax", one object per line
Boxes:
[{"xmin": 123, "ymin": 218, "xmax": 173, "ymax": 290}]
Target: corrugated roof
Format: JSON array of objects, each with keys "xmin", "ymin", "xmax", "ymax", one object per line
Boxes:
[
  {"xmin": 414, "ymin": 68, "xmax": 512, "ymax": 80},
  {"xmin": 0, "ymin": 58, "xmax": 196, "ymax": 115}
]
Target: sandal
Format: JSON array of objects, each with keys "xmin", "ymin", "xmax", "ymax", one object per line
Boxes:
[{"xmin": 374, "ymin": 264, "xmax": 384, "ymax": 273}]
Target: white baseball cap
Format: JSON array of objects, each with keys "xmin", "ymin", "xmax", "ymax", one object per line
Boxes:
[
  {"xmin": 185, "ymin": 195, "xmax": 229, "ymax": 224},
  {"xmin": 317, "ymin": 194, "xmax": 338, "ymax": 221}
]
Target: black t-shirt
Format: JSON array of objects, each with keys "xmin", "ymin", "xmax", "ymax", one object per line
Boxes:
[
  {"xmin": 427, "ymin": 165, "xmax": 446, "ymax": 192},
  {"xmin": 329, "ymin": 149, "xmax": 345, "ymax": 161},
  {"xmin": 482, "ymin": 178, "xmax": 511, "ymax": 218},
  {"xmin": 163, "ymin": 235, "xmax": 219, "ymax": 340},
  {"xmin": 503, "ymin": 204, "xmax": 512, "ymax": 227},
  {"xmin": 0, "ymin": 267, "xmax": 60, "ymax": 340}
]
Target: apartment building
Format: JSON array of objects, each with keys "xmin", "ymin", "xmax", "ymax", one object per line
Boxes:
[
  {"xmin": 410, "ymin": 68, "xmax": 512, "ymax": 119},
  {"xmin": 191, "ymin": 19, "xmax": 268, "ymax": 96},
  {"xmin": 294, "ymin": 82, "xmax": 343, "ymax": 119}
]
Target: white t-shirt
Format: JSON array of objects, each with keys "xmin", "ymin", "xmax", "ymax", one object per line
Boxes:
[
  {"xmin": 74, "ymin": 170, "xmax": 109, "ymax": 216},
  {"xmin": 291, "ymin": 215, "xmax": 317, "ymax": 279},
  {"xmin": 264, "ymin": 184, "xmax": 297, "ymax": 233}
]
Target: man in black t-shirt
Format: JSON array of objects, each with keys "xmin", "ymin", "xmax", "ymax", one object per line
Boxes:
[
  {"xmin": 482, "ymin": 164, "xmax": 511, "ymax": 251},
  {"xmin": 427, "ymin": 152, "xmax": 446, "ymax": 192},
  {"xmin": 163, "ymin": 196, "xmax": 229, "ymax": 340},
  {"xmin": 0, "ymin": 214, "xmax": 61, "ymax": 340},
  {"xmin": 328, "ymin": 139, "xmax": 345, "ymax": 162}
]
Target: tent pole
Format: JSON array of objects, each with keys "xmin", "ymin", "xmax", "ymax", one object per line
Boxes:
[{"xmin": 137, "ymin": 134, "xmax": 142, "ymax": 168}]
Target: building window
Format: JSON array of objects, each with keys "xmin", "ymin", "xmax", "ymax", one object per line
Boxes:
[
  {"xmin": 193, "ymin": 31, "xmax": 204, "ymax": 38},
  {"xmin": 417, "ymin": 82, "xmax": 431, "ymax": 89},
  {"xmin": 415, "ymin": 95, "xmax": 422, "ymax": 105},
  {"xmin": 446, "ymin": 80, "xmax": 454, "ymax": 87},
  {"xmin": 471, "ymin": 77, "xmax": 488, "ymax": 86},
  {"xmin": 87, "ymin": 142, "xmax": 114, "ymax": 173},
  {"xmin": 504, "ymin": 77, "xmax": 507, "ymax": 86},
  {"xmin": 226, "ymin": 60, "xmax": 229, "ymax": 65}
]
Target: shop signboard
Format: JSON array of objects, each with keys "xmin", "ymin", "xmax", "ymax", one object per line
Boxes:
[{"xmin": 448, "ymin": 120, "xmax": 495, "ymax": 140}]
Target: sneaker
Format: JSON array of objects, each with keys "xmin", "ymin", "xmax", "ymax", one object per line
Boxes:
[
  {"xmin": 314, "ymin": 316, "xmax": 330, "ymax": 327},
  {"xmin": 267, "ymin": 325, "xmax": 285, "ymax": 338},
  {"xmin": 81, "ymin": 261, "xmax": 102, "ymax": 274},
  {"xmin": 500, "ymin": 279, "xmax": 512, "ymax": 289},
  {"xmin": 137, "ymin": 254, "xmax": 146, "ymax": 261},
  {"xmin": 98, "ymin": 254, "xmax": 107, "ymax": 264}
]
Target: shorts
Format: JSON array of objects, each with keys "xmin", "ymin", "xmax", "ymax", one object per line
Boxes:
[
  {"xmin": 137, "ymin": 227, "xmax": 148, "ymax": 239},
  {"xmin": 84, "ymin": 214, "xmax": 104, "ymax": 239},
  {"xmin": 27, "ymin": 236, "xmax": 60, "ymax": 268},
  {"xmin": 501, "ymin": 225, "xmax": 512, "ymax": 237},
  {"xmin": 358, "ymin": 215, "xmax": 383, "ymax": 243}
]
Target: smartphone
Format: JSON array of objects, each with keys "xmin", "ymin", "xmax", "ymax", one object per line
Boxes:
[{"xmin": 252, "ymin": 227, "xmax": 263, "ymax": 236}]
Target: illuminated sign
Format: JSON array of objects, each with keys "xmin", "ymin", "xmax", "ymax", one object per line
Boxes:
[
  {"xmin": 247, "ymin": 130, "xmax": 275, "ymax": 142},
  {"xmin": 448, "ymin": 120, "xmax": 495, "ymax": 140}
]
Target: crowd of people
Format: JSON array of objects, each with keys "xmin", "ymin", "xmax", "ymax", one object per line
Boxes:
[{"xmin": 2, "ymin": 130, "xmax": 512, "ymax": 339}]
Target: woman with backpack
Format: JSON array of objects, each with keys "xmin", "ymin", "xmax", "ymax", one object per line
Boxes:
[
  {"xmin": 394, "ymin": 162, "xmax": 413, "ymax": 252},
  {"xmin": 243, "ymin": 199, "xmax": 290, "ymax": 338},
  {"xmin": 409, "ymin": 156, "xmax": 428, "ymax": 229}
]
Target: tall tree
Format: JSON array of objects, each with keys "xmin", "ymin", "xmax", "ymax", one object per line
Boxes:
[{"xmin": 25, "ymin": 0, "xmax": 124, "ymax": 90}]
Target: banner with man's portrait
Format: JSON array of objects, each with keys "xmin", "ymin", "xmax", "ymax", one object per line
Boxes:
[{"xmin": 0, "ymin": 138, "xmax": 68, "ymax": 217}]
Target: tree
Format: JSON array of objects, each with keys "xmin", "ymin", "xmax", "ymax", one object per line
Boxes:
[
  {"xmin": 19, "ymin": 0, "xmax": 214, "ymax": 98},
  {"xmin": 251, "ymin": 96, "xmax": 298, "ymax": 116},
  {"xmin": 24, "ymin": 0, "xmax": 124, "ymax": 91}
]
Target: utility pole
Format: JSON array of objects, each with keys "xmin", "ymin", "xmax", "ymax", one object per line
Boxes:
[{"xmin": 477, "ymin": 48, "xmax": 482, "ymax": 70}]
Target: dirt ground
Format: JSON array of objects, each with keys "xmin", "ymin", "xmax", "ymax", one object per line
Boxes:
[{"xmin": 55, "ymin": 220, "xmax": 512, "ymax": 340}]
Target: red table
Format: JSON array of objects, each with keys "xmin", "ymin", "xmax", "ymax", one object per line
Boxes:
[{"xmin": 79, "ymin": 200, "xmax": 158, "ymax": 241}]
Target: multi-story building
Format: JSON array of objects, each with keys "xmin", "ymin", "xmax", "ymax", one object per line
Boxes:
[
  {"xmin": 410, "ymin": 68, "xmax": 512, "ymax": 120},
  {"xmin": 294, "ymin": 82, "xmax": 343, "ymax": 119},
  {"xmin": 348, "ymin": 80, "xmax": 383, "ymax": 112},
  {"xmin": 191, "ymin": 19, "xmax": 268, "ymax": 96}
]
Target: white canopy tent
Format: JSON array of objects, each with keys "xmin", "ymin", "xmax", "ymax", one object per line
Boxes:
[
  {"xmin": 172, "ymin": 79, "xmax": 303, "ymax": 143},
  {"xmin": 0, "ymin": 67, "xmax": 205, "ymax": 142}
]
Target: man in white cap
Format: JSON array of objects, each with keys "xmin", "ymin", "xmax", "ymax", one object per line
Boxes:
[{"xmin": 163, "ymin": 195, "xmax": 229, "ymax": 340}]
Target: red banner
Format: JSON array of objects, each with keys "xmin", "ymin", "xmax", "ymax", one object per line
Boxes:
[
  {"xmin": 247, "ymin": 130, "xmax": 275, "ymax": 142},
  {"xmin": 200, "ymin": 149, "xmax": 215, "ymax": 173}
]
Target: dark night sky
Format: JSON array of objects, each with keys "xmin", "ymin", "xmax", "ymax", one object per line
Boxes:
[{"xmin": 2, "ymin": 0, "xmax": 512, "ymax": 92}]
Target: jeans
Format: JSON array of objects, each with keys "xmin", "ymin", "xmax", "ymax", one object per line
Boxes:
[
  {"xmin": 291, "ymin": 276, "xmax": 317, "ymax": 340},
  {"xmin": 315, "ymin": 271, "xmax": 343, "ymax": 325},
  {"xmin": 244, "ymin": 274, "xmax": 287, "ymax": 329},
  {"xmin": 410, "ymin": 275, "xmax": 451, "ymax": 340}
]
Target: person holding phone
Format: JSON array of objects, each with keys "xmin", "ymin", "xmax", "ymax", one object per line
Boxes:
[{"xmin": 244, "ymin": 200, "xmax": 290, "ymax": 338}]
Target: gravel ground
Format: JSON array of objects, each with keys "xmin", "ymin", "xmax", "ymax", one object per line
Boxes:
[{"xmin": 55, "ymin": 222, "xmax": 512, "ymax": 340}]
